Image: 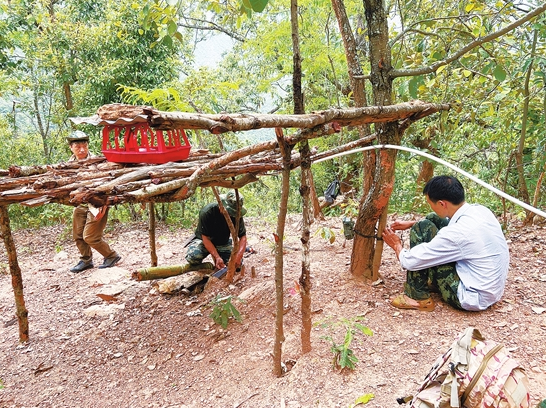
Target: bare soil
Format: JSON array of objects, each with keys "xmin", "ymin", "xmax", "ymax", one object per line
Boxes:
[{"xmin": 1, "ymin": 214, "xmax": 545, "ymax": 408}]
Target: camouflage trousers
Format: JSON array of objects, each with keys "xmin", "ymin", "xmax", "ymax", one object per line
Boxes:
[
  {"xmin": 185, "ymin": 238, "xmax": 233, "ymax": 266},
  {"xmin": 404, "ymin": 213, "xmax": 463, "ymax": 310}
]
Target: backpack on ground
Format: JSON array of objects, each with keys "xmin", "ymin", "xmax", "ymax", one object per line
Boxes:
[{"xmin": 398, "ymin": 327, "xmax": 531, "ymax": 408}]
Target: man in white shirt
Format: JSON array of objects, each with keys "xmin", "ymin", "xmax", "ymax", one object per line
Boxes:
[{"xmin": 382, "ymin": 175, "xmax": 509, "ymax": 312}]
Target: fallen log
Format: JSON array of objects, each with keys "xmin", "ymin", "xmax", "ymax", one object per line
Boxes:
[{"xmin": 133, "ymin": 262, "xmax": 214, "ymax": 281}]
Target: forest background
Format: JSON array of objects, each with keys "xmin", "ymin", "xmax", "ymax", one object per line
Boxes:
[{"xmin": 0, "ymin": 0, "xmax": 545, "ymax": 232}]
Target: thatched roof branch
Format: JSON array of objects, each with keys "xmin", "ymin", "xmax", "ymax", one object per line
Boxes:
[{"xmin": 142, "ymin": 100, "xmax": 450, "ymax": 133}]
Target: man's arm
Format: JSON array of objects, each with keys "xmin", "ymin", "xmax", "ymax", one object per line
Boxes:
[
  {"xmin": 382, "ymin": 227, "xmax": 404, "ymax": 259},
  {"xmin": 201, "ymin": 235, "xmax": 225, "ymax": 269},
  {"xmin": 390, "ymin": 220, "xmax": 416, "ymax": 231}
]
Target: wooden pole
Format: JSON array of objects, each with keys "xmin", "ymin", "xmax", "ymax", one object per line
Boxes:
[
  {"xmin": 148, "ymin": 202, "xmax": 158, "ymax": 267},
  {"xmin": 372, "ymin": 206, "xmax": 389, "ymax": 281},
  {"xmin": 272, "ymin": 128, "xmax": 291, "ymax": 376},
  {"xmin": 0, "ymin": 205, "xmax": 29, "ymax": 343},
  {"xmin": 299, "ymin": 143, "xmax": 312, "ymax": 354}
]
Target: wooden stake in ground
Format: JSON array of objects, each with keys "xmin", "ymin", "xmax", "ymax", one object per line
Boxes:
[
  {"xmin": 0, "ymin": 205, "xmax": 28, "ymax": 342},
  {"xmin": 273, "ymin": 127, "xmax": 291, "ymax": 377},
  {"xmin": 148, "ymin": 202, "xmax": 158, "ymax": 267}
]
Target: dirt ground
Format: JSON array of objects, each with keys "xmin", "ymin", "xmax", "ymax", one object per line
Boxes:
[{"xmin": 0, "ymin": 214, "xmax": 545, "ymax": 408}]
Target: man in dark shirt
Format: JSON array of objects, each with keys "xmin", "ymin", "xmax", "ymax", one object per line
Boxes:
[{"xmin": 185, "ymin": 191, "xmax": 247, "ymax": 271}]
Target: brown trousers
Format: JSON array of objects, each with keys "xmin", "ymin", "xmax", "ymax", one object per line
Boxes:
[{"xmin": 72, "ymin": 206, "xmax": 117, "ymax": 261}]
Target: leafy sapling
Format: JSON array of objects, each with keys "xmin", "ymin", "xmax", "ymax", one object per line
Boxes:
[
  {"xmin": 316, "ymin": 315, "xmax": 373, "ymax": 371},
  {"xmin": 209, "ymin": 294, "xmax": 244, "ymax": 329}
]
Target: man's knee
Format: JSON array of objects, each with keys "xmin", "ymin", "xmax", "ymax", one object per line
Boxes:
[
  {"xmin": 185, "ymin": 242, "xmax": 208, "ymax": 265},
  {"xmin": 83, "ymin": 237, "xmax": 102, "ymax": 248},
  {"xmin": 410, "ymin": 219, "xmax": 438, "ymax": 246}
]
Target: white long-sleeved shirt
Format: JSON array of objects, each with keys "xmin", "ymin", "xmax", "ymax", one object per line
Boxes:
[{"xmin": 399, "ymin": 203, "xmax": 509, "ymax": 311}]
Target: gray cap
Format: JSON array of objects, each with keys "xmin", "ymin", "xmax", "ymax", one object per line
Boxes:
[
  {"xmin": 220, "ymin": 191, "xmax": 247, "ymax": 217},
  {"xmin": 67, "ymin": 130, "xmax": 89, "ymax": 144}
]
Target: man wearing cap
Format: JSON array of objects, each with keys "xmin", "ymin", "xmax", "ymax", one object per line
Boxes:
[
  {"xmin": 185, "ymin": 190, "xmax": 247, "ymax": 271},
  {"xmin": 67, "ymin": 131, "xmax": 121, "ymax": 273}
]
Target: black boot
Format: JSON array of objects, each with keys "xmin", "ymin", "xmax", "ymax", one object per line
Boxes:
[
  {"xmin": 98, "ymin": 254, "xmax": 121, "ymax": 269},
  {"xmin": 70, "ymin": 260, "xmax": 94, "ymax": 273}
]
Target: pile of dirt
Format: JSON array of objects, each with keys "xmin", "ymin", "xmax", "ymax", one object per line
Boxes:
[{"xmin": 0, "ymin": 215, "xmax": 545, "ymax": 408}]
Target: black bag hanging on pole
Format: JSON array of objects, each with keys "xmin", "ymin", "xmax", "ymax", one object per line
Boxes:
[{"xmin": 324, "ymin": 179, "xmax": 340, "ymax": 204}]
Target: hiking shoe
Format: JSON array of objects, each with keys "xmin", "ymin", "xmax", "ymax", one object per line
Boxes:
[
  {"xmin": 70, "ymin": 260, "xmax": 94, "ymax": 273},
  {"xmin": 98, "ymin": 255, "xmax": 121, "ymax": 269},
  {"xmin": 390, "ymin": 294, "xmax": 435, "ymax": 312}
]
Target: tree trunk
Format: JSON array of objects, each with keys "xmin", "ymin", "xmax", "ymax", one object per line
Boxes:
[
  {"xmin": 524, "ymin": 163, "xmax": 545, "ymax": 226},
  {"xmin": 516, "ymin": 29, "xmax": 537, "ymax": 221},
  {"xmin": 33, "ymin": 91, "xmax": 49, "ymax": 162},
  {"xmin": 291, "ymin": 0, "xmax": 312, "ymax": 355},
  {"xmin": 0, "ymin": 205, "xmax": 29, "ymax": 343},
  {"xmin": 331, "ymin": 0, "xmax": 372, "ymax": 207},
  {"xmin": 351, "ymin": 0, "xmax": 399, "ymax": 280},
  {"xmin": 272, "ymin": 128, "xmax": 291, "ymax": 377}
]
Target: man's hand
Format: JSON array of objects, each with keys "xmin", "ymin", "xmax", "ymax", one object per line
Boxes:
[
  {"xmin": 382, "ymin": 227, "xmax": 404, "ymax": 259},
  {"xmin": 94, "ymin": 206, "xmax": 108, "ymax": 221},
  {"xmin": 215, "ymin": 256, "xmax": 226, "ymax": 270},
  {"xmin": 389, "ymin": 220, "xmax": 415, "ymax": 231}
]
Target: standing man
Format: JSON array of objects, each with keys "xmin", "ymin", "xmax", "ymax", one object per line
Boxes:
[
  {"xmin": 186, "ymin": 190, "xmax": 247, "ymax": 271},
  {"xmin": 68, "ymin": 131, "xmax": 121, "ymax": 273},
  {"xmin": 382, "ymin": 175, "xmax": 509, "ymax": 312}
]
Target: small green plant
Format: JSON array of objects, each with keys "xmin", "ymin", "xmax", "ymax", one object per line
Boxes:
[
  {"xmin": 209, "ymin": 294, "xmax": 244, "ymax": 329},
  {"xmin": 314, "ymin": 226, "xmax": 336, "ymax": 244},
  {"xmin": 0, "ymin": 377, "xmax": 4, "ymax": 389},
  {"xmin": 316, "ymin": 316, "xmax": 373, "ymax": 371}
]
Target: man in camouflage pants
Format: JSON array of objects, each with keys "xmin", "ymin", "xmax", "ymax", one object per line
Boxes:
[
  {"xmin": 185, "ymin": 191, "xmax": 247, "ymax": 271},
  {"xmin": 383, "ymin": 175, "xmax": 509, "ymax": 312},
  {"xmin": 402, "ymin": 212, "xmax": 461, "ymax": 310}
]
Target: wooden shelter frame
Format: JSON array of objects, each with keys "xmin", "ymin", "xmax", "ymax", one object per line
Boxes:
[{"xmin": 0, "ymin": 101, "xmax": 449, "ymax": 362}]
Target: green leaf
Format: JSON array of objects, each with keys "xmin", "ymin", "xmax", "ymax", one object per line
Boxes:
[
  {"xmin": 162, "ymin": 34, "xmax": 173, "ymax": 48},
  {"xmin": 493, "ymin": 64, "xmax": 506, "ymax": 82},
  {"xmin": 249, "ymin": 0, "xmax": 269, "ymax": 12},
  {"xmin": 349, "ymin": 393, "xmax": 375, "ymax": 407},
  {"xmin": 167, "ymin": 20, "xmax": 177, "ymax": 36},
  {"xmin": 408, "ymin": 76, "xmax": 420, "ymax": 99},
  {"xmin": 354, "ymin": 323, "xmax": 373, "ymax": 336}
]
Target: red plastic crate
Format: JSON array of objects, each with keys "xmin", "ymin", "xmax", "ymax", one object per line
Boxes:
[{"xmin": 101, "ymin": 123, "xmax": 191, "ymax": 164}]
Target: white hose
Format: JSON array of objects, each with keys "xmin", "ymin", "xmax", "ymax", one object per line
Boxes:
[{"xmin": 313, "ymin": 143, "xmax": 546, "ymax": 219}]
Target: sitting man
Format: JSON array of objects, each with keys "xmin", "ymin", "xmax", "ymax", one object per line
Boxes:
[
  {"xmin": 185, "ymin": 190, "xmax": 247, "ymax": 271},
  {"xmin": 68, "ymin": 131, "xmax": 121, "ymax": 273},
  {"xmin": 382, "ymin": 175, "xmax": 509, "ymax": 312}
]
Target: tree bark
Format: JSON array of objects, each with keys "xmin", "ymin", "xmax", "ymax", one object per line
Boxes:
[
  {"xmin": 272, "ymin": 128, "xmax": 290, "ymax": 377},
  {"xmin": 143, "ymin": 102, "xmax": 448, "ymax": 132},
  {"xmin": 0, "ymin": 205, "xmax": 29, "ymax": 343},
  {"xmin": 351, "ymin": 0, "xmax": 399, "ymax": 280},
  {"xmin": 291, "ymin": 0, "xmax": 312, "ymax": 355},
  {"xmin": 516, "ymin": 29, "xmax": 536, "ymax": 220}
]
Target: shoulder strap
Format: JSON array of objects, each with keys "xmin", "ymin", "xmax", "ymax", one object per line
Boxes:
[
  {"xmin": 460, "ymin": 343, "xmax": 504, "ymax": 406},
  {"xmin": 449, "ymin": 327, "xmax": 482, "ymax": 407}
]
